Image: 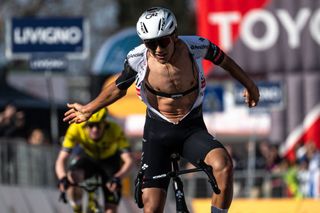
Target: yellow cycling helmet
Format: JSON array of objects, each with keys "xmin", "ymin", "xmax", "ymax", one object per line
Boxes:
[{"xmin": 87, "ymin": 108, "xmax": 108, "ymax": 123}]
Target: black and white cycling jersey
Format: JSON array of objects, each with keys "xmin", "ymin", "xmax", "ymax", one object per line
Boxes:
[{"xmin": 115, "ymin": 35, "xmax": 224, "ymax": 123}]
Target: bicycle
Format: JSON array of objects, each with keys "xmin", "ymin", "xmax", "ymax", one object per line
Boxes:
[
  {"xmin": 134, "ymin": 153, "xmax": 221, "ymax": 213},
  {"xmin": 59, "ymin": 174, "xmax": 105, "ymax": 213}
]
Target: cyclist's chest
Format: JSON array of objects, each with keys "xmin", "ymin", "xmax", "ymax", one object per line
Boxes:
[
  {"xmin": 146, "ymin": 56, "xmax": 197, "ymax": 93},
  {"xmin": 79, "ymin": 132, "xmax": 118, "ymax": 156}
]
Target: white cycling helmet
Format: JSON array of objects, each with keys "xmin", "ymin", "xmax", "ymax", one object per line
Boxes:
[{"xmin": 136, "ymin": 7, "xmax": 177, "ymax": 40}]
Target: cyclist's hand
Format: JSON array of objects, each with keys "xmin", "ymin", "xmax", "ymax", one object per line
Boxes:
[
  {"xmin": 106, "ymin": 177, "xmax": 121, "ymax": 192},
  {"xmin": 243, "ymin": 84, "xmax": 260, "ymax": 108},
  {"xmin": 63, "ymin": 103, "xmax": 92, "ymax": 124},
  {"xmin": 58, "ymin": 176, "xmax": 70, "ymax": 192}
]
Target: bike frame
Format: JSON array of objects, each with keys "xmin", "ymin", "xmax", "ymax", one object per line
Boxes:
[
  {"xmin": 135, "ymin": 153, "xmax": 220, "ymax": 213},
  {"xmin": 59, "ymin": 175, "xmax": 104, "ymax": 213}
]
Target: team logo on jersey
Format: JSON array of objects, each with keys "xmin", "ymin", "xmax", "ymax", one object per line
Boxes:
[
  {"xmin": 190, "ymin": 44, "xmax": 208, "ymax": 50},
  {"xmin": 127, "ymin": 52, "xmax": 143, "ymax": 59},
  {"xmin": 142, "ymin": 163, "xmax": 149, "ymax": 170}
]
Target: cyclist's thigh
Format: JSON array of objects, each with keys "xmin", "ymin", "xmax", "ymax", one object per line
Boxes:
[
  {"xmin": 182, "ymin": 129, "xmax": 225, "ymax": 165},
  {"xmin": 140, "ymin": 116, "xmax": 172, "ymax": 190},
  {"xmin": 69, "ymin": 156, "xmax": 101, "ymax": 179},
  {"xmin": 100, "ymin": 153, "xmax": 121, "ymax": 178}
]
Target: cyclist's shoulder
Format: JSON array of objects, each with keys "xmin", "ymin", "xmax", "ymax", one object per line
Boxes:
[
  {"xmin": 127, "ymin": 43, "xmax": 146, "ymax": 57},
  {"xmin": 126, "ymin": 44, "xmax": 147, "ymax": 71},
  {"xmin": 178, "ymin": 35, "xmax": 211, "ymax": 58},
  {"xmin": 106, "ymin": 121, "xmax": 127, "ymax": 137},
  {"xmin": 179, "ymin": 35, "xmax": 210, "ymax": 45},
  {"xmin": 65, "ymin": 123, "xmax": 84, "ymax": 135},
  {"xmin": 103, "ymin": 121, "xmax": 129, "ymax": 143},
  {"xmin": 104, "ymin": 120, "xmax": 124, "ymax": 132},
  {"xmin": 62, "ymin": 124, "xmax": 85, "ymax": 148}
]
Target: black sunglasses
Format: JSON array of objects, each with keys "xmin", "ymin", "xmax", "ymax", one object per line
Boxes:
[
  {"xmin": 86, "ymin": 122, "xmax": 102, "ymax": 129},
  {"xmin": 144, "ymin": 36, "xmax": 171, "ymax": 50}
]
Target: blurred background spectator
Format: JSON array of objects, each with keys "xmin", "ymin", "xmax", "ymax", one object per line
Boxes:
[
  {"xmin": 27, "ymin": 128, "xmax": 50, "ymax": 145},
  {"xmin": 0, "ymin": 1, "xmax": 319, "ymax": 212},
  {"xmin": 305, "ymin": 141, "xmax": 320, "ymax": 198},
  {"xmin": 0, "ymin": 103, "xmax": 26, "ymax": 138},
  {"xmin": 296, "ymin": 157, "xmax": 309, "ymax": 198},
  {"xmin": 281, "ymin": 158, "xmax": 302, "ymax": 198}
]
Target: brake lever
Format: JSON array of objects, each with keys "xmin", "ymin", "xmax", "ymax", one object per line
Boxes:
[
  {"xmin": 197, "ymin": 160, "xmax": 221, "ymax": 194},
  {"xmin": 59, "ymin": 191, "xmax": 68, "ymax": 204},
  {"xmin": 134, "ymin": 170, "xmax": 145, "ymax": 208}
]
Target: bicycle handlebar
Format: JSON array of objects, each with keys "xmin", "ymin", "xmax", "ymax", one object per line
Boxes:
[
  {"xmin": 141, "ymin": 158, "xmax": 220, "ymax": 194},
  {"xmin": 59, "ymin": 191, "xmax": 68, "ymax": 204},
  {"xmin": 134, "ymin": 155, "xmax": 221, "ymax": 209},
  {"xmin": 58, "ymin": 175, "xmax": 104, "ymax": 204},
  {"xmin": 134, "ymin": 170, "xmax": 145, "ymax": 208}
]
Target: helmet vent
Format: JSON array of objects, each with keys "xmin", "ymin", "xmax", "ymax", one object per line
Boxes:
[
  {"xmin": 158, "ymin": 20, "xmax": 162, "ymax": 31},
  {"xmin": 136, "ymin": 7, "xmax": 177, "ymax": 40},
  {"xmin": 142, "ymin": 23, "xmax": 148, "ymax": 33},
  {"xmin": 147, "ymin": 7, "xmax": 158, "ymax": 12},
  {"xmin": 169, "ymin": 22, "xmax": 174, "ymax": 29}
]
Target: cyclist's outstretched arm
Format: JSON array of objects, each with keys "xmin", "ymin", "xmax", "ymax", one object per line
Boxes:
[
  {"xmin": 204, "ymin": 41, "xmax": 259, "ymax": 108},
  {"xmin": 64, "ymin": 59, "xmax": 137, "ymax": 124},
  {"xmin": 64, "ymin": 81, "xmax": 127, "ymax": 124},
  {"xmin": 219, "ymin": 55, "xmax": 259, "ymax": 108}
]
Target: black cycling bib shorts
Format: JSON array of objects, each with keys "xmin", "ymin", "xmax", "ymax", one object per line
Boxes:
[{"xmin": 140, "ymin": 105, "xmax": 225, "ymax": 190}]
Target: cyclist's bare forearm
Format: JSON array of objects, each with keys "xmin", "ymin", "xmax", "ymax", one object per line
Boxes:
[
  {"xmin": 84, "ymin": 81, "xmax": 127, "ymax": 114},
  {"xmin": 220, "ymin": 55, "xmax": 256, "ymax": 90},
  {"xmin": 219, "ymin": 55, "xmax": 259, "ymax": 107},
  {"xmin": 64, "ymin": 80, "xmax": 129, "ymax": 124},
  {"xmin": 55, "ymin": 150, "xmax": 70, "ymax": 180}
]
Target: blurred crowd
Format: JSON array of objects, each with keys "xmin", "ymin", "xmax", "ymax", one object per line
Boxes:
[
  {"xmin": 1, "ymin": 102, "xmax": 319, "ymax": 199},
  {"xmin": 0, "ymin": 103, "xmax": 50, "ymax": 145},
  {"xmin": 227, "ymin": 140, "xmax": 320, "ymax": 199}
]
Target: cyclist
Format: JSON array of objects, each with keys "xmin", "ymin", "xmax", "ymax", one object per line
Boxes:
[
  {"xmin": 55, "ymin": 108, "xmax": 133, "ymax": 213},
  {"xmin": 63, "ymin": 7, "xmax": 260, "ymax": 213}
]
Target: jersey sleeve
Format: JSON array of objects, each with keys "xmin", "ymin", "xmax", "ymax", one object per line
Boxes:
[
  {"xmin": 180, "ymin": 36, "xmax": 225, "ymax": 65},
  {"xmin": 62, "ymin": 124, "xmax": 81, "ymax": 152},
  {"xmin": 115, "ymin": 59, "xmax": 137, "ymax": 90},
  {"xmin": 115, "ymin": 44, "xmax": 146, "ymax": 90}
]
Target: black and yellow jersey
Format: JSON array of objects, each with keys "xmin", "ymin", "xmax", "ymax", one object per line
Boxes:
[{"xmin": 62, "ymin": 121, "xmax": 130, "ymax": 160}]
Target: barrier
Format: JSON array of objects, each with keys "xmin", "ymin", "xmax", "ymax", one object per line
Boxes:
[
  {"xmin": 0, "ymin": 184, "xmax": 142, "ymax": 213},
  {"xmin": 192, "ymin": 198, "xmax": 320, "ymax": 213}
]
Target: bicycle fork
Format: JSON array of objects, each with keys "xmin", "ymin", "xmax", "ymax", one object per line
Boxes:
[
  {"xmin": 87, "ymin": 192, "xmax": 101, "ymax": 213},
  {"xmin": 171, "ymin": 155, "xmax": 189, "ymax": 213}
]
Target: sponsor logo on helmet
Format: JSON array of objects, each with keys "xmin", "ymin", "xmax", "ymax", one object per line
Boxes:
[{"xmin": 145, "ymin": 12, "xmax": 158, "ymax": 19}]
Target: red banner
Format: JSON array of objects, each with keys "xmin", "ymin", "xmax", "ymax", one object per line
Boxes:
[
  {"xmin": 280, "ymin": 104, "xmax": 320, "ymax": 161},
  {"xmin": 196, "ymin": 0, "xmax": 320, "ymax": 76},
  {"xmin": 196, "ymin": 0, "xmax": 270, "ymax": 75}
]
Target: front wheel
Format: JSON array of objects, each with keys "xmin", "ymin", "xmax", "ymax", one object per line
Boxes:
[{"xmin": 87, "ymin": 192, "xmax": 103, "ymax": 213}]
